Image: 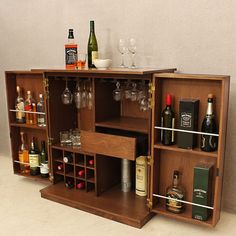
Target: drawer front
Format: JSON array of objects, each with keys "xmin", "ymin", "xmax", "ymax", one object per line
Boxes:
[{"xmin": 80, "ymin": 130, "xmax": 136, "ymax": 160}]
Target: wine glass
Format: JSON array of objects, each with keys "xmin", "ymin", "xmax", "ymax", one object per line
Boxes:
[
  {"xmin": 124, "ymin": 80, "xmax": 132, "ymax": 100},
  {"xmin": 113, "ymin": 81, "xmax": 122, "ymax": 101},
  {"xmin": 87, "ymin": 79, "xmax": 93, "ymax": 110},
  {"xmin": 81, "ymin": 81, "xmax": 87, "ymax": 108},
  {"xmin": 74, "ymin": 81, "xmax": 82, "ymax": 109},
  {"xmin": 118, "ymin": 39, "xmax": 127, "ymax": 68},
  {"xmin": 130, "ymin": 82, "xmax": 138, "ymax": 101},
  {"xmin": 128, "ymin": 38, "xmax": 137, "ymax": 69},
  {"xmin": 61, "ymin": 79, "xmax": 73, "ymax": 105}
]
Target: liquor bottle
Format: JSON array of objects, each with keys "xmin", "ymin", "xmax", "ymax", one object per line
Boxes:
[
  {"xmin": 77, "ymin": 169, "xmax": 85, "ymax": 177},
  {"xmin": 15, "ymin": 86, "xmax": 25, "ymax": 123},
  {"xmin": 87, "ymin": 20, "xmax": 98, "ymax": 68},
  {"xmin": 18, "ymin": 132, "xmax": 29, "ymax": 174},
  {"xmin": 65, "ymin": 179, "xmax": 74, "ymax": 189},
  {"xmin": 40, "ymin": 141, "xmax": 49, "ymax": 178},
  {"xmin": 37, "ymin": 94, "xmax": 46, "ymax": 127},
  {"xmin": 135, "ymin": 156, "xmax": 147, "ymax": 196},
  {"xmin": 76, "ymin": 181, "xmax": 85, "ymax": 189},
  {"xmin": 161, "ymin": 94, "xmax": 175, "ymax": 145},
  {"xmin": 201, "ymin": 94, "xmax": 218, "ymax": 152},
  {"xmin": 25, "ymin": 91, "xmax": 37, "ymax": 125},
  {"xmin": 166, "ymin": 170, "xmax": 185, "ymax": 214},
  {"xmin": 29, "ymin": 137, "xmax": 40, "ymax": 175},
  {"xmin": 65, "ymin": 29, "xmax": 78, "ymax": 69}
]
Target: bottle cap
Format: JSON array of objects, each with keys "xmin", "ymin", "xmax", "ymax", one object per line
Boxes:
[
  {"xmin": 16, "ymin": 86, "xmax": 20, "ymax": 92},
  {"xmin": 208, "ymin": 94, "xmax": 213, "ymax": 99},
  {"xmin": 27, "ymin": 90, "xmax": 31, "ymax": 94},
  {"xmin": 173, "ymin": 170, "xmax": 179, "ymax": 176},
  {"xmin": 39, "ymin": 93, "xmax": 43, "ymax": 98},
  {"xmin": 166, "ymin": 94, "xmax": 172, "ymax": 106}
]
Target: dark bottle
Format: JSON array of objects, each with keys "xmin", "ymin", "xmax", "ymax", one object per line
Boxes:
[
  {"xmin": 166, "ymin": 170, "xmax": 185, "ymax": 214},
  {"xmin": 161, "ymin": 94, "xmax": 175, "ymax": 145},
  {"xmin": 65, "ymin": 179, "xmax": 74, "ymax": 189},
  {"xmin": 63, "ymin": 154, "xmax": 73, "ymax": 163},
  {"xmin": 40, "ymin": 141, "xmax": 49, "ymax": 178},
  {"xmin": 57, "ymin": 164, "xmax": 63, "ymax": 171},
  {"xmin": 77, "ymin": 169, "xmax": 85, "ymax": 177},
  {"xmin": 29, "ymin": 137, "xmax": 40, "ymax": 176},
  {"xmin": 201, "ymin": 94, "xmax": 218, "ymax": 152},
  {"xmin": 87, "ymin": 20, "xmax": 98, "ymax": 68}
]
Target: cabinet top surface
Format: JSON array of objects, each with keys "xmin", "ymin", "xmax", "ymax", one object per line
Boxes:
[{"xmin": 5, "ymin": 68, "xmax": 176, "ymax": 76}]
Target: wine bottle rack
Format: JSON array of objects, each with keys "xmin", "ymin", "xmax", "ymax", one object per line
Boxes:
[{"xmin": 52, "ymin": 145, "xmax": 96, "ymax": 193}]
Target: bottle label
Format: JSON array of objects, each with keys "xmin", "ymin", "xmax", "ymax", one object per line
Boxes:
[
  {"xmin": 171, "ymin": 117, "xmax": 175, "ymax": 142},
  {"xmin": 180, "ymin": 112, "xmax": 191, "ymax": 128},
  {"xmin": 40, "ymin": 163, "xmax": 49, "ymax": 174},
  {"xmin": 29, "ymin": 154, "xmax": 39, "ymax": 167},
  {"xmin": 65, "ymin": 45, "xmax": 78, "ymax": 66},
  {"xmin": 37, "ymin": 117, "xmax": 45, "ymax": 124},
  {"xmin": 136, "ymin": 163, "xmax": 147, "ymax": 196},
  {"xmin": 166, "ymin": 191, "xmax": 184, "ymax": 212},
  {"xmin": 92, "ymin": 51, "xmax": 98, "ymax": 64},
  {"xmin": 16, "ymin": 102, "xmax": 25, "ymax": 119},
  {"xmin": 19, "ymin": 153, "xmax": 24, "ymax": 163}
]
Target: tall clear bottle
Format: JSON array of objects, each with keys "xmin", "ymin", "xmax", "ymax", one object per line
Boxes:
[
  {"xmin": 15, "ymin": 86, "xmax": 25, "ymax": 123},
  {"xmin": 87, "ymin": 20, "xmax": 98, "ymax": 68},
  {"xmin": 18, "ymin": 132, "xmax": 29, "ymax": 174},
  {"xmin": 29, "ymin": 137, "xmax": 40, "ymax": 175},
  {"xmin": 37, "ymin": 94, "xmax": 46, "ymax": 127},
  {"xmin": 161, "ymin": 94, "xmax": 175, "ymax": 145},
  {"xmin": 201, "ymin": 94, "xmax": 218, "ymax": 152},
  {"xmin": 65, "ymin": 29, "xmax": 78, "ymax": 69},
  {"xmin": 25, "ymin": 91, "xmax": 37, "ymax": 125},
  {"xmin": 40, "ymin": 141, "xmax": 49, "ymax": 178}
]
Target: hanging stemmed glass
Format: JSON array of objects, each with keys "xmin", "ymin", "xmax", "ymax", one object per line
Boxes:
[
  {"xmin": 124, "ymin": 80, "xmax": 132, "ymax": 100},
  {"xmin": 87, "ymin": 79, "xmax": 93, "ymax": 110},
  {"xmin": 61, "ymin": 78, "xmax": 73, "ymax": 105},
  {"xmin": 128, "ymin": 38, "xmax": 137, "ymax": 69},
  {"xmin": 130, "ymin": 82, "xmax": 138, "ymax": 101},
  {"xmin": 118, "ymin": 39, "xmax": 127, "ymax": 68},
  {"xmin": 74, "ymin": 81, "xmax": 82, "ymax": 109},
  {"xmin": 81, "ymin": 81, "xmax": 87, "ymax": 108},
  {"xmin": 139, "ymin": 84, "xmax": 149, "ymax": 111},
  {"xmin": 113, "ymin": 81, "xmax": 122, "ymax": 101},
  {"xmin": 137, "ymin": 80, "xmax": 145, "ymax": 102}
]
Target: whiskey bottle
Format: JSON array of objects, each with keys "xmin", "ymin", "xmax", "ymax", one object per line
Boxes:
[
  {"xmin": 18, "ymin": 132, "xmax": 29, "ymax": 174},
  {"xmin": 201, "ymin": 94, "xmax": 218, "ymax": 152},
  {"xmin": 25, "ymin": 91, "xmax": 37, "ymax": 125},
  {"xmin": 37, "ymin": 94, "xmax": 46, "ymax": 127},
  {"xmin": 40, "ymin": 141, "xmax": 49, "ymax": 178},
  {"xmin": 65, "ymin": 29, "xmax": 78, "ymax": 69},
  {"xmin": 15, "ymin": 86, "xmax": 25, "ymax": 123},
  {"xmin": 29, "ymin": 137, "xmax": 40, "ymax": 175},
  {"xmin": 87, "ymin": 20, "xmax": 98, "ymax": 68},
  {"xmin": 161, "ymin": 94, "xmax": 175, "ymax": 145},
  {"xmin": 166, "ymin": 170, "xmax": 185, "ymax": 214}
]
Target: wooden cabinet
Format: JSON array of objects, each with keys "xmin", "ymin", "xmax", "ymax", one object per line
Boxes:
[{"xmin": 5, "ymin": 69, "xmax": 229, "ymax": 228}]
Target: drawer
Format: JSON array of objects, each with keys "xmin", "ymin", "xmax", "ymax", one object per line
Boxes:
[{"xmin": 80, "ymin": 130, "xmax": 137, "ymax": 160}]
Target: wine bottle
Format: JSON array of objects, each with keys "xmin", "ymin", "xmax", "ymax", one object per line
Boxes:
[
  {"xmin": 76, "ymin": 181, "xmax": 85, "ymax": 189},
  {"xmin": 40, "ymin": 141, "xmax": 49, "ymax": 178},
  {"xmin": 37, "ymin": 94, "xmax": 46, "ymax": 127},
  {"xmin": 161, "ymin": 94, "xmax": 175, "ymax": 145},
  {"xmin": 15, "ymin": 86, "xmax": 25, "ymax": 123},
  {"xmin": 18, "ymin": 132, "xmax": 29, "ymax": 174},
  {"xmin": 201, "ymin": 94, "xmax": 218, "ymax": 152},
  {"xmin": 25, "ymin": 91, "xmax": 37, "ymax": 125},
  {"xmin": 29, "ymin": 137, "xmax": 40, "ymax": 175},
  {"xmin": 87, "ymin": 20, "xmax": 98, "ymax": 68},
  {"xmin": 63, "ymin": 154, "xmax": 73, "ymax": 163},
  {"xmin": 65, "ymin": 29, "xmax": 78, "ymax": 69},
  {"xmin": 88, "ymin": 159, "xmax": 94, "ymax": 166},
  {"xmin": 57, "ymin": 164, "xmax": 63, "ymax": 171},
  {"xmin": 77, "ymin": 169, "xmax": 85, "ymax": 177},
  {"xmin": 65, "ymin": 179, "xmax": 74, "ymax": 189}
]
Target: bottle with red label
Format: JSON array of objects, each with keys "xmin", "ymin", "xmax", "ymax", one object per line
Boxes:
[
  {"xmin": 25, "ymin": 91, "xmax": 37, "ymax": 125},
  {"xmin": 161, "ymin": 94, "xmax": 175, "ymax": 145},
  {"xmin": 65, "ymin": 29, "xmax": 78, "ymax": 69},
  {"xmin": 76, "ymin": 181, "xmax": 85, "ymax": 189},
  {"xmin": 77, "ymin": 169, "xmax": 85, "ymax": 177}
]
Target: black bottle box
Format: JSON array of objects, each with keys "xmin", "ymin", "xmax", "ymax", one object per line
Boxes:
[{"xmin": 178, "ymin": 99, "xmax": 199, "ymax": 149}]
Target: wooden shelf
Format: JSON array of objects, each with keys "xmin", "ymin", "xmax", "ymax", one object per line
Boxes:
[
  {"xmin": 75, "ymin": 163, "xmax": 85, "ymax": 167},
  {"xmin": 87, "ymin": 177, "xmax": 95, "ymax": 183},
  {"xmin": 41, "ymin": 182, "xmax": 153, "ymax": 228},
  {"xmin": 15, "ymin": 172, "xmax": 50, "ymax": 183},
  {"xmin": 152, "ymin": 204, "xmax": 213, "ymax": 227},
  {"xmin": 65, "ymin": 172, "xmax": 74, "ymax": 178},
  {"xmin": 95, "ymin": 117, "xmax": 149, "ymax": 134},
  {"xmin": 154, "ymin": 143, "xmax": 218, "ymax": 158},
  {"xmin": 10, "ymin": 123, "xmax": 47, "ymax": 130},
  {"xmin": 52, "ymin": 144, "xmax": 93, "ymax": 155},
  {"xmin": 76, "ymin": 177, "xmax": 86, "ymax": 181},
  {"xmin": 86, "ymin": 166, "xmax": 95, "ymax": 170},
  {"xmin": 54, "ymin": 159, "xmax": 63, "ymax": 163},
  {"xmin": 55, "ymin": 171, "xmax": 64, "ymax": 176}
]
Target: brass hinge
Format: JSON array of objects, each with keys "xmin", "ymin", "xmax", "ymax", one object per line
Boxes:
[
  {"xmin": 47, "ymin": 137, "xmax": 54, "ymax": 146},
  {"xmin": 148, "ymin": 82, "xmax": 155, "ymax": 110},
  {"xmin": 43, "ymin": 77, "xmax": 49, "ymax": 99},
  {"xmin": 148, "ymin": 82, "xmax": 155, "ymax": 94},
  {"xmin": 147, "ymin": 198, "xmax": 153, "ymax": 209},
  {"xmin": 49, "ymin": 173, "xmax": 54, "ymax": 182},
  {"xmin": 147, "ymin": 155, "xmax": 153, "ymax": 166}
]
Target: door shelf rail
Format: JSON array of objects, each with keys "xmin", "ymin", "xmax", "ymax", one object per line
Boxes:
[{"xmin": 10, "ymin": 109, "xmax": 46, "ymax": 115}]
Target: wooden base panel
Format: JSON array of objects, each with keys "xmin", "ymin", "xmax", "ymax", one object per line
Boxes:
[{"xmin": 40, "ymin": 182, "xmax": 153, "ymax": 228}]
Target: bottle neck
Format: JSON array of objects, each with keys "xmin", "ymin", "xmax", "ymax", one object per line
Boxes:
[
  {"xmin": 20, "ymin": 133, "xmax": 25, "ymax": 149},
  {"xmin": 173, "ymin": 175, "xmax": 179, "ymax": 187},
  {"xmin": 90, "ymin": 21, "xmax": 95, "ymax": 33},
  {"xmin": 206, "ymin": 99, "xmax": 213, "ymax": 115}
]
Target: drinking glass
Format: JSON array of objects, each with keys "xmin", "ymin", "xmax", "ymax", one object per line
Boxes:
[
  {"xmin": 76, "ymin": 53, "xmax": 87, "ymax": 69},
  {"xmin": 61, "ymin": 79, "xmax": 73, "ymax": 105},
  {"xmin": 60, "ymin": 131, "xmax": 72, "ymax": 146},
  {"xmin": 74, "ymin": 81, "xmax": 82, "ymax": 109},
  {"xmin": 113, "ymin": 81, "xmax": 122, "ymax": 101},
  {"xmin": 87, "ymin": 79, "xmax": 93, "ymax": 110},
  {"xmin": 130, "ymin": 82, "xmax": 138, "ymax": 101},
  {"xmin": 81, "ymin": 81, "xmax": 87, "ymax": 108},
  {"xmin": 118, "ymin": 39, "xmax": 127, "ymax": 68},
  {"xmin": 70, "ymin": 129, "xmax": 81, "ymax": 147},
  {"xmin": 128, "ymin": 38, "xmax": 137, "ymax": 69}
]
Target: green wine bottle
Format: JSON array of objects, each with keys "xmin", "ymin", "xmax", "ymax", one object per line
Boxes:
[
  {"xmin": 87, "ymin": 20, "xmax": 98, "ymax": 68},
  {"xmin": 40, "ymin": 141, "xmax": 49, "ymax": 178},
  {"xmin": 29, "ymin": 137, "xmax": 40, "ymax": 176}
]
